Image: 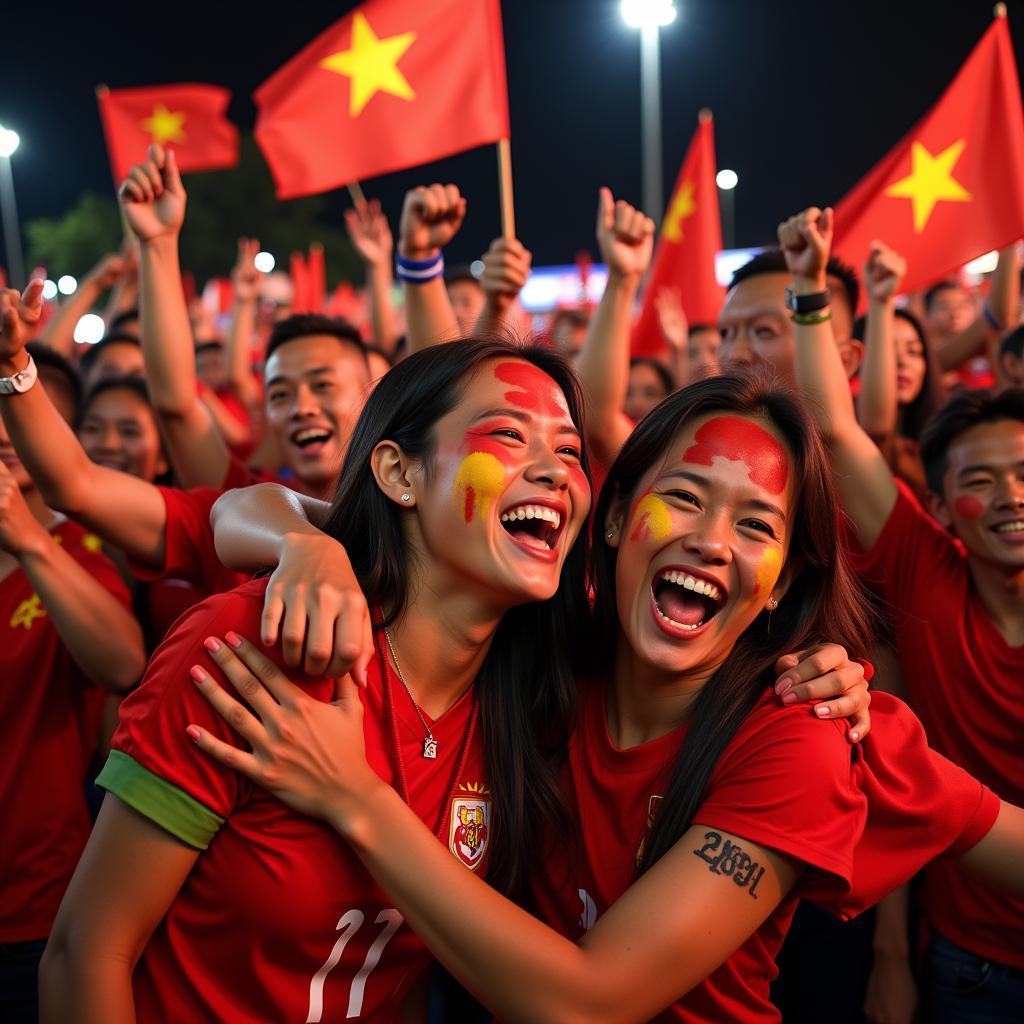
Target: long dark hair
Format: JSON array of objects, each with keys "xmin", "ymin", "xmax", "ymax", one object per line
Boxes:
[
  {"xmin": 322, "ymin": 338, "xmax": 591, "ymax": 902},
  {"xmin": 589, "ymin": 372, "xmax": 873, "ymax": 875}
]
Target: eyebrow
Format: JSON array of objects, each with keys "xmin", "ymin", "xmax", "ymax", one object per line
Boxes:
[
  {"xmin": 473, "ymin": 407, "xmax": 581, "ymax": 438},
  {"xmin": 662, "ymin": 469, "xmax": 788, "ymax": 520}
]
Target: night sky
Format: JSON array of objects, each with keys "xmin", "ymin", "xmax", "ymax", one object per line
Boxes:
[{"xmin": 5, "ymin": 0, "xmax": 1023, "ymax": 271}]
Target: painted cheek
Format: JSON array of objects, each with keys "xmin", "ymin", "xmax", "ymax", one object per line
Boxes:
[
  {"xmin": 955, "ymin": 495, "xmax": 984, "ymax": 520},
  {"xmin": 629, "ymin": 494, "xmax": 674, "ymax": 543},
  {"xmin": 462, "ymin": 431, "xmax": 518, "ymax": 468},
  {"xmin": 753, "ymin": 547, "xmax": 782, "ymax": 597},
  {"xmin": 683, "ymin": 416, "xmax": 789, "ymax": 495},
  {"xmin": 494, "ymin": 361, "xmax": 567, "ymax": 420},
  {"xmin": 452, "ymin": 452, "xmax": 506, "ymax": 524}
]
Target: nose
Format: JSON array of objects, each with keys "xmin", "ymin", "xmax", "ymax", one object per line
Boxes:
[
  {"xmin": 994, "ymin": 474, "xmax": 1024, "ymax": 510},
  {"xmin": 680, "ymin": 512, "xmax": 732, "ymax": 566},
  {"xmin": 523, "ymin": 441, "xmax": 571, "ymax": 490},
  {"xmin": 97, "ymin": 424, "xmax": 122, "ymax": 453},
  {"xmin": 722, "ymin": 331, "xmax": 754, "ymax": 367},
  {"xmin": 290, "ymin": 382, "xmax": 319, "ymax": 418}
]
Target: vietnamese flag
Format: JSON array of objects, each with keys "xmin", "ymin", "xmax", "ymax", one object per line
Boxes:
[
  {"xmin": 254, "ymin": 0, "xmax": 510, "ymax": 198},
  {"xmin": 832, "ymin": 11, "xmax": 1024, "ymax": 295},
  {"xmin": 632, "ymin": 111, "xmax": 724, "ymax": 356},
  {"xmin": 96, "ymin": 84, "xmax": 239, "ymax": 185}
]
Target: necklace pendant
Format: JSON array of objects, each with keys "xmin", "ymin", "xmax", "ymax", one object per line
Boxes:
[{"xmin": 422, "ymin": 737, "xmax": 438, "ymax": 759}]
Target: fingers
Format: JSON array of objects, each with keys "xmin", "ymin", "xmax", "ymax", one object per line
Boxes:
[
  {"xmin": 596, "ymin": 186, "xmax": 614, "ymax": 236},
  {"xmin": 188, "ymin": 660, "xmax": 266, "ymax": 745},
  {"xmin": 481, "ymin": 236, "xmax": 532, "ymax": 293},
  {"xmin": 260, "ymin": 582, "xmax": 286, "ymax": 647},
  {"xmin": 185, "ymin": 723, "xmax": 263, "ymax": 778},
  {"xmin": 849, "ymin": 705, "xmax": 871, "ymax": 743},
  {"xmin": 219, "ymin": 631, "xmax": 304, "ymax": 707},
  {"xmin": 279, "ymin": 593, "xmax": 310, "ymax": 669},
  {"xmin": 19, "ymin": 279, "xmax": 43, "ymax": 322},
  {"xmin": 323, "ymin": 592, "xmax": 374, "ymax": 683},
  {"xmin": 819, "ymin": 206, "xmax": 834, "ymax": 239},
  {"xmin": 202, "ymin": 635, "xmax": 285, "ymax": 722},
  {"xmin": 162, "ymin": 147, "xmax": 184, "ymax": 195},
  {"xmin": 774, "ymin": 643, "xmax": 846, "ymax": 696}
]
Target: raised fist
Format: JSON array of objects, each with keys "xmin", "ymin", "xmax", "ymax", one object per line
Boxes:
[
  {"xmin": 232, "ymin": 237, "xmax": 263, "ymax": 304},
  {"xmin": 479, "ymin": 237, "xmax": 532, "ymax": 311},
  {"xmin": 119, "ymin": 144, "xmax": 186, "ymax": 243},
  {"xmin": 0, "ymin": 460, "xmax": 45, "ymax": 555},
  {"xmin": 863, "ymin": 241, "xmax": 906, "ymax": 304},
  {"xmin": 84, "ymin": 252, "xmax": 131, "ymax": 291},
  {"xmin": 596, "ymin": 188, "xmax": 655, "ymax": 280},
  {"xmin": 344, "ymin": 198, "xmax": 393, "ymax": 268},
  {"xmin": 399, "ymin": 184, "xmax": 466, "ymax": 260},
  {"xmin": 777, "ymin": 207, "xmax": 833, "ymax": 287},
  {"xmin": 654, "ymin": 286, "xmax": 688, "ymax": 350},
  {"xmin": 0, "ymin": 280, "xmax": 43, "ymax": 367}
]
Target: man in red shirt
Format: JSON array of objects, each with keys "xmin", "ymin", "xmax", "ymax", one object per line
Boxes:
[
  {"xmin": 0, "ymin": 289, "xmax": 146, "ymax": 1022},
  {"xmin": 785, "ymin": 205, "xmax": 1024, "ymax": 1022}
]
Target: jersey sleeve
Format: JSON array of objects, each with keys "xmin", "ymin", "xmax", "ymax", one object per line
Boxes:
[
  {"xmin": 692, "ymin": 700, "xmax": 862, "ymax": 903},
  {"xmin": 819, "ymin": 692, "xmax": 1001, "ymax": 920},
  {"xmin": 65, "ymin": 528, "xmax": 134, "ymax": 611},
  {"xmin": 96, "ymin": 590, "xmax": 261, "ymax": 850},
  {"xmin": 843, "ymin": 478, "xmax": 963, "ymax": 611}
]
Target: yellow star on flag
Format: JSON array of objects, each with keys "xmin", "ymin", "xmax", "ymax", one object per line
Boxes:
[
  {"xmin": 141, "ymin": 105, "xmax": 187, "ymax": 146},
  {"xmin": 10, "ymin": 594, "xmax": 46, "ymax": 631},
  {"xmin": 320, "ymin": 12, "xmax": 417, "ymax": 117},
  {"xmin": 884, "ymin": 140, "xmax": 972, "ymax": 233},
  {"xmin": 81, "ymin": 533, "xmax": 103, "ymax": 552},
  {"xmin": 662, "ymin": 180, "xmax": 696, "ymax": 243}
]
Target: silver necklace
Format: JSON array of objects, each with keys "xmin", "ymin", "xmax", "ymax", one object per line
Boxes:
[{"xmin": 384, "ymin": 628, "xmax": 438, "ymax": 759}]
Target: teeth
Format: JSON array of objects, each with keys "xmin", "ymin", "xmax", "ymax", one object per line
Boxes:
[
  {"xmin": 995, "ymin": 521, "xmax": 1024, "ymax": 533},
  {"xmin": 294, "ymin": 428, "xmax": 331, "ymax": 444},
  {"xmin": 659, "ymin": 570, "xmax": 721, "ymax": 604},
  {"xmin": 500, "ymin": 505, "xmax": 561, "ymax": 529},
  {"xmin": 655, "ymin": 605, "xmax": 703, "ymax": 630}
]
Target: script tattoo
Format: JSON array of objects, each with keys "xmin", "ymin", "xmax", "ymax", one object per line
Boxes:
[{"xmin": 693, "ymin": 830, "xmax": 765, "ymax": 899}]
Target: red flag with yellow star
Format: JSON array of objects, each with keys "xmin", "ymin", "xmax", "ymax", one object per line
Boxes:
[
  {"xmin": 96, "ymin": 84, "xmax": 239, "ymax": 185},
  {"xmin": 832, "ymin": 12, "xmax": 1024, "ymax": 294},
  {"xmin": 253, "ymin": 0, "xmax": 509, "ymax": 198},
  {"xmin": 632, "ymin": 112, "xmax": 724, "ymax": 356}
]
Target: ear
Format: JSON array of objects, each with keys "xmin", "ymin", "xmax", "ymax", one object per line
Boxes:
[
  {"xmin": 925, "ymin": 489, "xmax": 952, "ymax": 529},
  {"xmin": 370, "ymin": 439, "xmax": 420, "ymax": 508},
  {"xmin": 837, "ymin": 339, "xmax": 864, "ymax": 379},
  {"xmin": 603, "ymin": 491, "xmax": 630, "ymax": 548}
]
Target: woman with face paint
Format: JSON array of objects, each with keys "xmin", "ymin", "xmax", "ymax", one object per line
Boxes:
[
  {"xmin": 41, "ymin": 339, "xmax": 597, "ymax": 1022},
  {"xmin": 178, "ymin": 371, "xmax": 1024, "ymax": 1022}
]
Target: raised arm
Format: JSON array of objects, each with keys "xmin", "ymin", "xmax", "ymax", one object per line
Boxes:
[
  {"xmin": 856, "ymin": 242, "xmax": 906, "ymax": 445},
  {"xmin": 934, "ymin": 243, "xmax": 1020, "ymax": 372},
  {"xmin": 654, "ymin": 286, "xmax": 690, "ymax": 386},
  {"xmin": 781, "ymin": 207, "xmax": 899, "ymax": 550},
  {"xmin": 0, "ymin": 463, "xmax": 144, "ymax": 692},
  {"xmin": 224, "ymin": 237, "xmax": 264, "ymax": 411},
  {"xmin": 37, "ymin": 252, "xmax": 131, "ymax": 357},
  {"xmin": 0, "ymin": 283, "xmax": 169, "ymax": 564},
  {"xmin": 398, "ymin": 184, "xmax": 465, "ymax": 352},
  {"xmin": 576, "ymin": 188, "xmax": 654, "ymax": 465},
  {"xmin": 474, "ymin": 237, "xmax": 532, "ymax": 337},
  {"xmin": 345, "ymin": 199, "xmax": 400, "ymax": 356},
  {"xmin": 121, "ymin": 145, "xmax": 231, "ymax": 489}
]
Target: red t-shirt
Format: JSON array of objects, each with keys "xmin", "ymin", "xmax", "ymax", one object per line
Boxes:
[
  {"xmin": 127, "ymin": 485, "xmax": 249, "ymax": 601},
  {"xmin": 0, "ymin": 519, "xmax": 134, "ymax": 941},
  {"xmin": 98, "ymin": 579, "xmax": 489, "ymax": 1022},
  {"xmin": 848, "ymin": 479, "xmax": 1024, "ymax": 966},
  {"xmin": 530, "ymin": 680, "xmax": 997, "ymax": 1023}
]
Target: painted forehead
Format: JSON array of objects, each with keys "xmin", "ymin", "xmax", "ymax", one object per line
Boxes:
[
  {"xmin": 671, "ymin": 414, "xmax": 791, "ymax": 495},
  {"xmin": 483, "ymin": 359, "xmax": 573, "ymax": 422}
]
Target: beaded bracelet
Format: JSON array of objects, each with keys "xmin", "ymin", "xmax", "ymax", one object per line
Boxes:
[{"xmin": 790, "ymin": 310, "xmax": 833, "ymax": 326}]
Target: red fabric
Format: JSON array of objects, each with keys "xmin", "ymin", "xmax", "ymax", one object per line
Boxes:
[
  {"xmin": 96, "ymin": 84, "xmax": 239, "ymax": 185},
  {"xmin": 0, "ymin": 520, "xmax": 133, "ymax": 940},
  {"xmin": 254, "ymin": 0, "xmax": 509, "ymax": 198},
  {"xmin": 530, "ymin": 681, "xmax": 997, "ymax": 1022},
  {"xmin": 108, "ymin": 580, "xmax": 487, "ymax": 1021},
  {"xmin": 290, "ymin": 251, "xmax": 311, "ymax": 313},
  {"xmin": 847, "ymin": 480, "xmax": 1024, "ymax": 966},
  {"xmin": 306, "ymin": 244, "xmax": 327, "ymax": 313},
  {"xmin": 125, "ymin": 486, "xmax": 249, "ymax": 599},
  {"xmin": 832, "ymin": 15, "xmax": 1024, "ymax": 299},
  {"xmin": 632, "ymin": 115, "xmax": 724, "ymax": 356}
]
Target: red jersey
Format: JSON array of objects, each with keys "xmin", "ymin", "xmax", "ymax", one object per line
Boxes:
[
  {"xmin": 530, "ymin": 680, "xmax": 998, "ymax": 1023},
  {"xmin": 848, "ymin": 479, "xmax": 1024, "ymax": 966},
  {"xmin": 126, "ymin": 485, "xmax": 249, "ymax": 601},
  {"xmin": 97, "ymin": 579, "xmax": 489, "ymax": 1022},
  {"xmin": 0, "ymin": 519, "xmax": 134, "ymax": 941}
]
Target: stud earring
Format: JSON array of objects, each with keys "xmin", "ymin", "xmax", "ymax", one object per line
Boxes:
[
  {"xmin": 767, "ymin": 597, "xmax": 778, "ymax": 610},
  {"xmin": 401, "ymin": 493, "xmax": 411, "ymax": 502}
]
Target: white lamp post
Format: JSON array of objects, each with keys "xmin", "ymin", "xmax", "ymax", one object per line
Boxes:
[
  {"xmin": 0, "ymin": 125, "xmax": 25, "ymax": 289},
  {"xmin": 620, "ymin": 0, "xmax": 676, "ymax": 221},
  {"xmin": 716, "ymin": 168, "xmax": 738, "ymax": 249}
]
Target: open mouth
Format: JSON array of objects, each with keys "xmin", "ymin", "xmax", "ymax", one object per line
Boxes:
[
  {"xmin": 992, "ymin": 519, "xmax": 1024, "ymax": 537},
  {"xmin": 651, "ymin": 569, "xmax": 726, "ymax": 633},
  {"xmin": 290, "ymin": 427, "xmax": 334, "ymax": 456},
  {"xmin": 499, "ymin": 503, "xmax": 564, "ymax": 556}
]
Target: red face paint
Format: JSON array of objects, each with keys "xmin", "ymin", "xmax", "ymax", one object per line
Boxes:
[
  {"xmin": 682, "ymin": 416, "xmax": 789, "ymax": 495},
  {"xmin": 955, "ymin": 495, "xmax": 984, "ymax": 520},
  {"xmin": 494, "ymin": 361, "xmax": 566, "ymax": 420}
]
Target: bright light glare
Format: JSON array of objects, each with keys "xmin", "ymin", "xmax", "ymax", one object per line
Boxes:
[
  {"xmin": 254, "ymin": 251, "xmax": 275, "ymax": 273},
  {"xmin": 0, "ymin": 127, "xmax": 20, "ymax": 158},
  {"xmin": 620, "ymin": 0, "xmax": 676, "ymax": 29},
  {"xmin": 57, "ymin": 275, "xmax": 78, "ymax": 295},
  {"xmin": 74, "ymin": 313, "xmax": 106, "ymax": 345},
  {"xmin": 41, "ymin": 279, "xmax": 58, "ymax": 301},
  {"xmin": 470, "ymin": 260, "xmax": 485, "ymax": 278},
  {"xmin": 716, "ymin": 169, "xmax": 739, "ymax": 191},
  {"xmin": 964, "ymin": 250, "xmax": 998, "ymax": 275}
]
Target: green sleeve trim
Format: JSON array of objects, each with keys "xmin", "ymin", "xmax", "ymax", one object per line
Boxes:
[{"xmin": 96, "ymin": 749, "xmax": 225, "ymax": 851}]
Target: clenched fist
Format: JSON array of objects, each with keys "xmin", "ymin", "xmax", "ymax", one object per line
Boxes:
[
  {"xmin": 119, "ymin": 144, "xmax": 186, "ymax": 243},
  {"xmin": 399, "ymin": 184, "xmax": 466, "ymax": 260},
  {"xmin": 777, "ymin": 206, "xmax": 833, "ymax": 289},
  {"xmin": 596, "ymin": 188, "xmax": 655, "ymax": 281}
]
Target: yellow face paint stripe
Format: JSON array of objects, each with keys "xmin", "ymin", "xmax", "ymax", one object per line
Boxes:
[
  {"xmin": 629, "ymin": 494, "xmax": 673, "ymax": 543},
  {"xmin": 452, "ymin": 452, "xmax": 506, "ymax": 523},
  {"xmin": 754, "ymin": 547, "xmax": 782, "ymax": 596}
]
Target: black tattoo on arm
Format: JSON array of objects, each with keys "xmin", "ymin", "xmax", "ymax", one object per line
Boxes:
[{"xmin": 693, "ymin": 830, "xmax": 765, "ymax": 899}]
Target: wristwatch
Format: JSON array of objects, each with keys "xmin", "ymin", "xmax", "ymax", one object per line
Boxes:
[
  {"xmin": 0, "ymin": 354, "xmax": 38, "ymax": 395},
  {"xmin": 785, "ymin": 288, "xmax": 831, "ymax": 314}
]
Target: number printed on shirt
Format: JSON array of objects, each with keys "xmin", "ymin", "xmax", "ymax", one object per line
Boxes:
[
  {"xmin": 693, "ymin": 830, "xmax": 765, "ymax": 899},
  {"xmin": 306, "ymin": 908, "xmax": 404, "ymax": 1021}
]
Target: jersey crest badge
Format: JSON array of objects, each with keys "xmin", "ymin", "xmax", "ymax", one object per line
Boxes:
[{"xmin": 449, "ymin": 783, "xmax": 490, "ymax": 871}]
